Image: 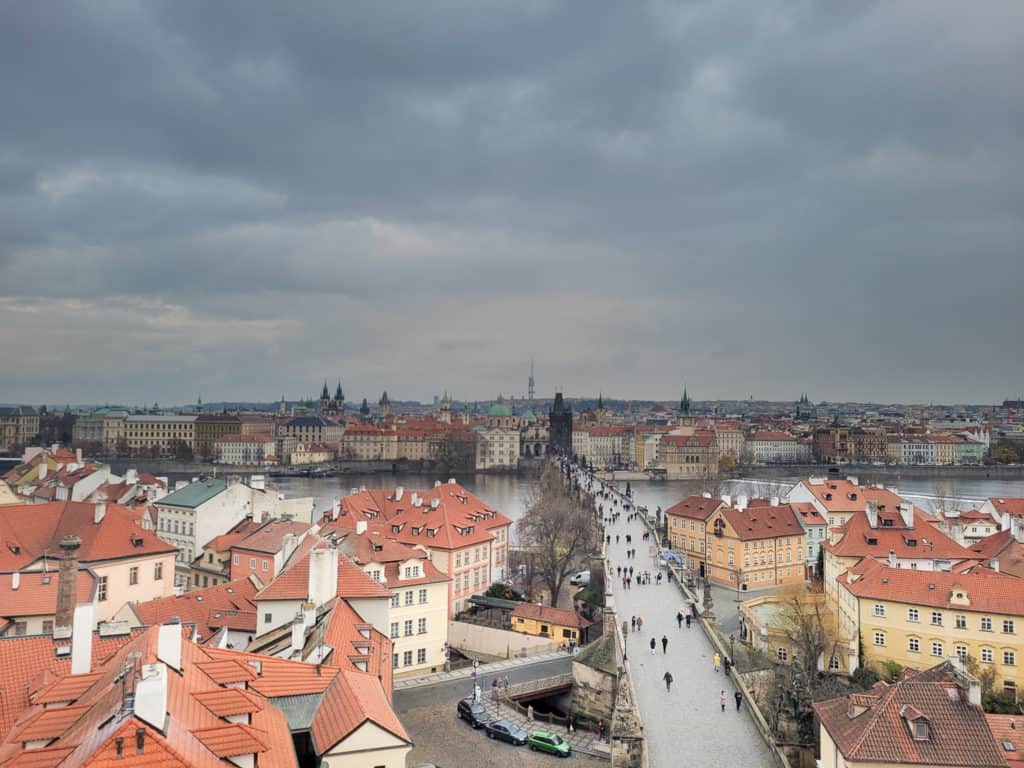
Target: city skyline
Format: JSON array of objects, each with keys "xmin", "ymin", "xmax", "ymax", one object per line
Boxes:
[{"xmin": 1, "ymin": 2, "xmax": 1022, "ymax": 405}]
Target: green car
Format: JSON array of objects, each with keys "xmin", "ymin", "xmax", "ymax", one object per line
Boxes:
[{"xmin": 528, "ymin": 730, "xmax": 571, "ymax": 757}]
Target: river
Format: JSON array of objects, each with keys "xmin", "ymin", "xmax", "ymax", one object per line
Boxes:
[{"xmin": 275, "ymin": 470, "xmax": 1024, "ymax": 525}]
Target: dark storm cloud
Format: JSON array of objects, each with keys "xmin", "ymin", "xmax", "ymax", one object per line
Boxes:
[{"xmin": 1, "ymin": 0, "xmax": 1021, "ymax": 405}]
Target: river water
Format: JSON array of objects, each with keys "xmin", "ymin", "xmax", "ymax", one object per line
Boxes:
[{"xmin": 276, "ymin": 470, "xmax": 1024, "ymax": 526}]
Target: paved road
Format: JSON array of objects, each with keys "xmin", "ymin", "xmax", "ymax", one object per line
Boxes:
[
  {"xmin": 397, "ymin": 656, "xmax": 603, "ymax": 767},
  {"xmin": 605, "ymin": 509, "xmax": 775, "ymax": 767}
]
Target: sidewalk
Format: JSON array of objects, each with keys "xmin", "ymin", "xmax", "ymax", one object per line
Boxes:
[{"xmin": 393, "ymin": 649, "xmax": 569, "ymax": 690}]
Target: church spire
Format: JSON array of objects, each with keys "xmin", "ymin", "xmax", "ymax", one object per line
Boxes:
[{"xmin": 680, "ymin": 386, "xmax": 690, "ymax": 415}]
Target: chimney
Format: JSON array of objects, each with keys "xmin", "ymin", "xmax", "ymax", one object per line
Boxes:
[
  {"xmin": 847, "ymin": 476, "xmax": 858, "ymax": 486},
  {"xmin": 307, "ymin": 547, "xmax": 339, "ymax": 607},
  {"xmin": 11, "ymin": 572, "xmax": 19, "ymax": 591},
  {"xmin": 157, "ymin": 622, "xmax": 182, "ymax": 671},
  {"xmin": 250, "ymin": 474, "xmax": 265, "ymax": 491},
  {"xmin": 992, "ymin": 558, "xmax": 1000, "ymax": 573},
  {"xmin": 434, "ymin": 480, "xmax": 442, "ymax": 488},
  {"xmin": 736, "ymin": 494, "xmax": 749, "ymax": 511},
  {"xmin": 866, "ymin": 501, "xmax": 879, "ymax": 529},
  {"xmin": 721, "ymin": 494, "xmax": 732, "ymax": 507},
  {"xmin": 898, "ymin": 502, "xmax": 914, "ymax": 528},
  {"xmin": 134, "ymin": 663, "xmax": 168, "ymax": 729},
  {"xmin": 76, "ymin": 448, "xmax": 83, "ymax": 464},
  {"xmin": 888, "ymin": 548, "xmax": 897, "ymax": 568},
  {"xmin": 291, "ymin": 612, "xmax": 305, "ymax": 654},
  {"xmin": 38, "ymin": 462, "xmax": 47, "ymax": 481},
  {"xmin": 331, "ymin": 501, "xmax": 340, "ymax": 520},
  {"xmin": 94, "ymin": 502, "xmax": 107, "ymax": 525},
  {"xmin": 71, "ymin": 603, "xmax": 94, "ymax": 674},
  {"xmin": 356, "ymin": 520, "xmax": 368, "ymax": 535},
  {"xmin": 125, "ymin": 468, "xmax": 138, "ymax": 485},
  {"xmin": 770, "ymin": 496, "xmax": 780, "ymax": 507},
  {"xmin": 395, "ymin": 486, "xmax": 404, "ymax": 502},
  {"xmin": 55, "ymin": 535, "xmax": 81, "ymax": 636},
  {"xmin": 702, "ymin": 492, "xmax": 711, "ymax": 499}
]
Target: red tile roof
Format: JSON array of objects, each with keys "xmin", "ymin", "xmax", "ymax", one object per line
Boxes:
[
  {"xmin": 664, "ymin": 495, "xmax": 723, "ymax": 521},
  {"xmin": 327, "ymin": 482, "xmax": 512, "ymax": 552},
  {"xmin": 310, "ymin": 667, "xmax": 410, "ymax": 754},
  {"xmin": 0, "ymin": 569, "xmax": 96, "ymax": 619},
  {"xmin": 231, "ymin": 519, "xmax": 311, "ymax": 555},
  {"xmin": 660, "ymin": 431, "xmax": 716, "ymax": 448},
  {"xmin": 826, "ymin": 508, "xmax": 976, "ymax": 562},
  {"xmin": 254, "ymin": 540, "xmax": 391, "ymax": 602},
  {"xmin": 127, "ymin": 577, "xmax": 259, "ymax": 642},
  {"xmin": 988, "ymin": 498, "xmax": 1024, "ymax": 518},
  {"xmin": 511, "ymin": 603, "xmax": 590, "ymax": 629},
  {"xmin": 192, "ymin": 723, "xmax": 268, "ymax": 757},
  {"xmin": 718, "ymin": 503, "xmax": 806, "ymax": 542},
  {"xmin": 840, "ymin": 558, "xmax": 1024, "ymax": 616},
  {"xmin": 813, "ymin": 662, "xmax": 1006, "ymax": 767},
  {"xmin": 986, "ymin": 715, "xmax": 1024, "ymax": 768},
  {"xmin": 0, "ymin": 502, "xmax": 176, "ymax": 571}
]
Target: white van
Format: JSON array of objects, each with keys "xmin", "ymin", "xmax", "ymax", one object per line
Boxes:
[{"xmin": 569, "ymin": 570, "xmax": 590, "ymax": 587}]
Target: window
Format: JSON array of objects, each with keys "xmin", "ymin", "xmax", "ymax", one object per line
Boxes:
[
  {"xmin": 981, "ymin": 617, "xmax": 993, "ymax": 631},
  {"xmin": 154, "ymin": 562, "xmax": 163, "ymax": 580},
  {"xmin": 232, "ymin": 554, "xmax": 239, "ymax": 565},
  {"xmin": 264, "ymin": 613, "xmax": 272, "ymax": 624},
  {"xmin": 98, "ymin": 576, "xmax": 108, "ymax": 602},
  {"xmin": 1003, "ymin": 619, "xmax": 1015, "ymax": 634},
  {"xmin": 874, "ymin": 604, "xmax": 886, "ymax": 618},
  {"xmin": 249, "ymin": 558, "xmax": 256, "ymax": 569},
  {"xmin": 261, "ymin": 559, "xmax": 268, "ymax": 571},
  {"xmin": 42, "ymin": 619, "xmax": 53, "ymax": 635},
  {"xmin": 418, "ymin": 588, "xmax": 428, "ymax": 604},
  {"xmin": 418, "ymin": 618, "xmax": 427, "ymax": 634},
  {"xmin": 912, "ymin": 721, "xmax": 929, "ymax": 741},
  {"xmin": 390, "ymin": 622, "xmax": 399, "ymax": 639},
  {"xmin": 1004, "ymin": 650, "xmax": 1016, "ymax": 666},
  {"xmin": 956, "ymin": 614, "xmax": 966, "ymax": 629},
  {"xmin": 393, "ymin": 653, "xmax": 399, "ymax": 669},
  {"xmin": 405, "ymin": 590, "xmax": 414, "ymax": 606},
  {"xmin": 873, "ymin": 631, "xmax": 885, "ymax": 647},
  {"xmin": 930, "ymin": 612, "xmax": 942, "ymax": 626},
  {"xmin": 404, "ymin": 620, "xmax": 413, "ymax": 636},
  {"xmin": 777, "ymin": 647, "xmax": 788, "ymax": 662},
  {"xmin": 981, "ymin": 647, "xmax": 994, "ymax": 663},
  {"xmin": 14, "ymin": 621, "xmax": 26, "ymax": 636},
  {"xmin": 403, "ymin": 650, "xmax": 413, "ymax": 666},
  {"xmin": 829, "ymin": 656, "xmax": 840, "ymax": 671},
  {"xmin": 908, "ymin": 637, "xmax": 920, "ymax": 653},
  {"xmin": 391, "ymin": 594, "xmax": 400, "ymax": 608},
  {"xmin": 930, "ymin": 641, "xmax": 943, "ymax": 657},
  {"xmin": 907, "ymin": 608, "xmax": 919, "ymax": 622},
  {"xmin": 955, "ymin": 644, "xmax": 968, "ymax": 659},
  {"xmin": 417, "ymin": 648, "xmax": 427, "ymax": 664},
  {"xmin": 129, "ymin": 566, "xmax": 138, "ymax": 585}
]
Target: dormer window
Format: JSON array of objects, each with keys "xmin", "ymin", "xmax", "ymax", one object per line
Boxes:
[{"xmin": 912, "ymin": 720, "xmax": 929, "ymax": 741}]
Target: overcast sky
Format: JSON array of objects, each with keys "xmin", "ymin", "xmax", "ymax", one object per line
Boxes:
[{"xmin": 1, "ymin": 1, "xmax": 1021, "ymax": 407}]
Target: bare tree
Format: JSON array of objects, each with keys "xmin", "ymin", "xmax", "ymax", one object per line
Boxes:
[
  {"xmin": 517, "ymin": 463, "xmax": 599, "ymax": 606},
  {"xmin": 776, "ymin": 584, "xmax": 842, "ymax": 684}
]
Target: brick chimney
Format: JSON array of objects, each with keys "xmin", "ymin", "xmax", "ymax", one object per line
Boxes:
[{"xmin": 55, "ymin": 535, "xmax": 81, "ymax": 638}]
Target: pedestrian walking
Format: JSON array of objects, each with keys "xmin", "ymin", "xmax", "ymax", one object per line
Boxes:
[
  {"xmin": 685, "ymin": 614, "xmax": 691, "ymax": 628},
  {"xmin": 616, "ymin": 535, "xmax": 620, "ymax": 544},
  {"xmin": 650, "ymin": 637, "xmax": 656, "ymax": 655},
  {"xmin": 720, "ymin": 690, "xmax": 726, "ymax": 712},
  {"xmin": 528, "ymin": 704, "xmax": 534, "ymax": 721},
  {"xmin": 636, "ymin": 616, "xmax": 643, "ymax": 632},
  {"xmin": 723, "ymin": 657, "xmax": 731, "ymax": 676},
  {"xmin": 631, "ymin": 616, "xmax": 636, "ymax": 631},
  {"xmin": 713, "ymin": 652, "xmax": 721, "ymax": 672},
  {"xmin": 735, "ymin": 691, "xmax": 743, "ymax": 711},
  {"xmin": 663, "ymin": 671, "xmax": 674, "ymax": 692},
  {"xmin": 676, "ymin": 611, "xmax": 683, "ymax": 629},
  {"xmin": 661, "ymin": 635, "xmax": 668, "ymax": 654}
]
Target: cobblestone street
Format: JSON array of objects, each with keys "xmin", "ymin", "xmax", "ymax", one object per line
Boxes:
[
  {"xmin": 605, "ymin": 503, "xmax": 776, "ymax": 767},
  {"xmin": 401, "ymin": 702, "xmax": 607, "ymax": 767}
]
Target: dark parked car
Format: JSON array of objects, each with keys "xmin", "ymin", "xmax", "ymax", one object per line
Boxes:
[
  {"xmin": 457, "ymin": 698, "xmax": 493, "ymax": 729},
  {"xmin": 485, "ymin": 719, "xmax": 528, "ymax": 745}
]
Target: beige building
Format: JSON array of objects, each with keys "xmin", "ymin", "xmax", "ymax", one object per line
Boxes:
[
  {"xmin": 291, "ymin": 442, "xmax": 334, "ymax": 465},
  {"xmin": 475, "ymin": 425, "xmax": 520, "ymax": 471},
  {"xmin": 655, "ymin": 429, "xmax": 718, "ymax": 479},
  {"xmin": 0, "ymin": 406, "xmax": 39, "ymax": 454},
  {"xmin": 123, "ymin": 414, "xmax": 197, "ymax": 454}
]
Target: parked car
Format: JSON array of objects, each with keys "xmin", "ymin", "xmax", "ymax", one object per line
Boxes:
[
  {"xmin": 569, "ymin": 570, "xmax": 590, "ymax": 587},
  {"xmin": 528, "ymin": 730, "xmax": 572, "ymax": 757},
  {"xmin": 457, "ymin": 698, "xmax": 492, "ymax": 729},
  {"xmin": 485, "ymin": 719, "xmax": 528, "ymax": 745}
]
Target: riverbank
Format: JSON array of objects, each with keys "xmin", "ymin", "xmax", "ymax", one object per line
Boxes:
[{"xmin": 731, "ymin": 463, "xmax": 1024, "ymax": 480}]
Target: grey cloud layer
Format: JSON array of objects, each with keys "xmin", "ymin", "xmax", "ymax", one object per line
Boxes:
[{"xmin": 1, "ymin": 0, "xmax": 1021, "ymax": 405}]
